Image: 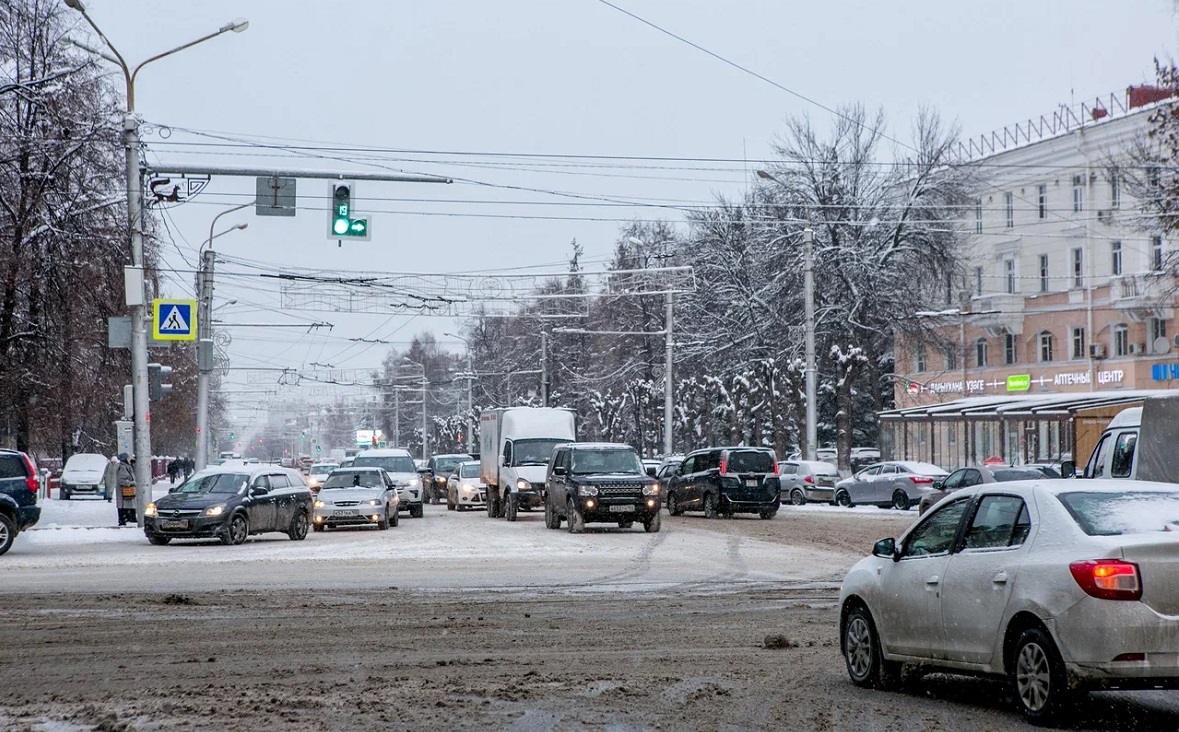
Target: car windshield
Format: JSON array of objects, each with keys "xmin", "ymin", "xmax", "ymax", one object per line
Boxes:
[
  {"xmin": 991, "ymin": 468, "xmax": 1043, "ymax": 482},
  {"xmin": 459, "ymin": 463, "xmax": 481, "ymax": 478},
  {"xmin": 512, "ymin": 439, "xmax": 570, "ymax": 466},
  {"xmin": 1058, "ymin": 491, "xmax": 1179, "ymax": 536},
  {"xmin": 726, "ymin": 450, "xmax": 775, "ymax": 473},
  {"xmin": 435, "ymin": 457, "xmax": 465, "ymax": 472},
  {"xmin": 310, "ymin": 463, "xmax": 338, "ymax": 474},
  {"xmin": 352, "ymin": 455, "xmax": 416, "ymax": 474},
  {"xmin": 323, "ymin": 471, "xmax": 384, "ymax": 489},
  {"xmin": 176, "ymin": 472, "xmax": 249, "ymax": 495},
  {"xmin": 571, "ymin": 448, "xmax": 642, "ymax": 475}
]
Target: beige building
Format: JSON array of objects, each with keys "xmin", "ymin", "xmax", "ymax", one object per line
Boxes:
[{"xmin": 888, "ymin": 91, "xmax": 1178, "ymax": 466}]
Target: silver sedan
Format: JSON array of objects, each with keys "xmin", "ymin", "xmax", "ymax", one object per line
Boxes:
[
  {"xmin": 834, "ymin": 461, "xmax": 948, "ymax": 510},
  {"xmin": 312, "ymin": 468, "xmax": 399, "ymax": 531},
  {"xmin": 839, "ymin": 479, "xmax": 1179, "ymax": 724}
]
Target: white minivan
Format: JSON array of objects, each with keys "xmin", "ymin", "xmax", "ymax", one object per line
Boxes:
[{"xmin": 59, "ymin": 453, "xmax": 111, "ymax": 500}]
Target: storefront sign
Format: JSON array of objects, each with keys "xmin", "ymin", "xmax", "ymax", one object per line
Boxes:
[
  {"xmin": 908, "ymin": 368, "xmax": 1125, "ymax": 395},
  {"xmin": 1006, "ymin": 374, "xmax": 1030, "ymax": 391},
  {"xmin": 1151, "ymin": 364, "xmax": 1179, "ymax": 381}
]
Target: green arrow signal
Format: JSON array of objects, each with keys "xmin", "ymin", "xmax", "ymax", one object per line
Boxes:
[{"xmin": 350, "ymin": 219, "xmax": 367, "ymax": 233}]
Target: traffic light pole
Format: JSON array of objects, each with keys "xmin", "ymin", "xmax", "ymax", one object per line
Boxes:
[{"xmin": 195, "ymin": 248, "xmax": 214, "ymax": 471}]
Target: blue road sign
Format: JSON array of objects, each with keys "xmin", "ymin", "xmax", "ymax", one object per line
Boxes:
[{"xmin": 153, "ymin": 299, "xmax": 197, "ymax": 341}]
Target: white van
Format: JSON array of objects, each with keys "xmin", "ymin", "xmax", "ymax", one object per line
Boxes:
[{"xmin": 1068, "ymin": 395, "xmax": 1179, "ymax": 483}]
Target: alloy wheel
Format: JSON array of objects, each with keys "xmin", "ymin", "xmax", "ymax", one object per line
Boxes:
[
  {"xmin": 1016, "ymin": 642, "xmax": 1051, "ymax": 713},
  {"xmin": 845, "ymin": 616, "xmax": 873, "ymax": 682}
]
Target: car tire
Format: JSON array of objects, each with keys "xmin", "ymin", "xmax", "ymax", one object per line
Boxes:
[
  {"xmin": 843, "ymin": 605, "xmax": 900, "ymax": 690},
  {"xmin": 288, "ymin": 511, "xmax": 310, "ymax": 540},
  {"xmin": 703, "ymin": 492, "xmax": 719, "ymax": 519},
  {"xmin": 618, "ymin": 519, "xmax": 634, "ymax": 529},
  {"xmin": 447, "ymin": 497, "xmax": 455, "ymax": 511},
  {"xmin": 390, "ymin": 508, "xmax": 399, "ymax": 528},
  {"xmin": 790, "ymin": 489, "xmax": 806, "ymax": 506},
  {"xmin": 147, "ymin": 534, "xmax": 171, "ymax": 546},
  {"xmin": 667, "ymin": 492, "xmax": 683, "ymax": 516},
  {"xmin": 644, "ymin": 510, "xmax": 661, "ymax": 533},
  {"xmin": 312, "ymin": 522, "xmax": 324, "ymax": 532},
  {"xmin": 544, "ymin": 498, "xmax": 560, "ymax": 530},
  {"xmin": 566, "ymin": 499, "xmax": 584, "ymax": 534},
  {"xmin": 759, "ymin": 507, "xmax": 777, "ymax": 520},
  {"xmin": 891, "ymin": 491, "xmax": 910, "ymax": 511},
  {"xmin": 1012, "ymin": 627, "xmax": 1073, "ymax": 725},
  {"xmin": 410, "ymin": 503, "xmax": 423, "ymax": 519},
  {"xmin": 224, "ymin": 514, "xmax": 248, "ymax": 546},
  {"xmin": 505, "ymin": 493, "xmax": 518, "ymax": 522},
  {"xmin": 835, "ymin": 490, "xmax": 853, "ymax": 508},
  {"xmin": 0, "ymin": 513, "xmax": 14, "ymax": 556},
  {"xmin": 377, "ymin": 509, "xmax": 390, "ymax": 531}
]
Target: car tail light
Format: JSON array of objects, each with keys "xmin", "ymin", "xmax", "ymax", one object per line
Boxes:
[
  {"xmin": 20, "ymin": 453, "xmax": 38, "ymax": 495},
  {"xmin": 1069, "ymin": 559, "xmax": 1142, "ymax": 601},
  {"xmin": 719, "ymin": 456, "xmax": 728, "ymax": 475},
  {"xmin": 772, "ymin": 461, "xmax": 780, "ymax": 476},
  {"xmin": 804, "ymin": 475, "xmax": 814, "ymax": 485},
  {"xmin": 909, "ymin": 476, "xmax": 934, "ymax": 485}
]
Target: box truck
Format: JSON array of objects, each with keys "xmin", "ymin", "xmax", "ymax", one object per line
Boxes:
[{"xmin": 480, "ymin": 407, "xmax": 576, "ymax": 521}]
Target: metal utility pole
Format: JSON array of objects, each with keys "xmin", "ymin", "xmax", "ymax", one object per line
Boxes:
[
  {"xmin": 803, "ymin": 228, "xmax": 817, "ymax": 462},
  {"xmin": 540, "ymin": 331, "xmax": 549, "ymax": 407},
  {"xmin": 664, "ymin": 293, "xmax": 674, "ymax": 457},
  {"xmin": 465, "ymin": 354, "xmax": 474, "ymax": 448},
  {"xmin": 65, "ymin": 0, "xmax": 248, "ymax": 525},
  {"xmin": 393, "ymin": 388, "xmax": 400, "ymax": 448},
  {"xmin": 420, "ymin": 376, "xmax": 429, "ymax": 460}
]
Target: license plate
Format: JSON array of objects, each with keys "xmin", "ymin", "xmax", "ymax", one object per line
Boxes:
[
  {"xmin": 744, "ymin": 479, "xmax": 759, "ymax": 487},
  {"xmin": 160, "ymin": 519, "xmax": 188, "ymax": 530},
  {"xmin": 332, "ymin": 510, "xmax": 358, "ymax": 517},
  {"xmin": 608, "ymin": 504, "xmax": 636, "ymax": 513}
]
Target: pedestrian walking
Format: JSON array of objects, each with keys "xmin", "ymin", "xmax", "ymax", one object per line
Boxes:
[
  {"xmin": 167, "ymin": 459, "xmax": 179, "ymax": 484},
  {"xmin": 181, "ymin": 456, "xmax": 193, "ymax": 481},
  {"xmin": 115, "ymin": 453, "xmax": 137, "ymax": 526},
  {"xmin": 102, "ymin": 455, "xmax": 118, "ymax": 503}
]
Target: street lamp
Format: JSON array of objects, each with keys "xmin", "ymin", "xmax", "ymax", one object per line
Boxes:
[
  {"xmin": 401, "ymin": 358, "xmax": 428, "ymax": 460},
  {"xmin": 626, "ymin": 237, "xmax": 675, "ymax": 457},
  {"xmin": 444, "ymin": 332, "xmax": 476, "ymax": 449},
  {"xmin": 757, "ymin": 169, "xmax": 818, "ymax": 462},
  {"xmin": 65, "ymin": 1, "xmax": 248, "ymax": 524}
]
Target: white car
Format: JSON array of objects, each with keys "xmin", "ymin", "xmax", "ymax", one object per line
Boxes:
[
  {"xmin": 312, "ymin": 467, "xmax": 399, "ymax": 531},
  {"xmin": 306, "ymin": 462, "xmax": 339, "ymax": 492},
  {"xmin": 446, "ymin": 461, "xmax": 486, "ymax": 511},
  {"xmin": 351, "ymin": 448, "xmax": 424, "ymax": 518},
  {"xmin": 838, "ymin": 478, "xmax": 1179, "ymax": 724},
  {"xmin": 59, "ymin": 453, "xmax": 111, "ymax": 500}
]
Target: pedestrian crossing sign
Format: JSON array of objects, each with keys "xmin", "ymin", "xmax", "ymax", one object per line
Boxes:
[{"xmin": 152, "ymin": 299, "xmax": 197, "ymax": 341}]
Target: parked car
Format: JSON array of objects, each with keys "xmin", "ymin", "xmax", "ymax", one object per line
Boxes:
[
  {"xmin": 446, "ymin": 460, "xmax": 487, "ymax": 511},
  {"xmin": 544, "ymin": 443, "xmax": 661, "ymax": 533},
  {"xmin": 352, "ymin": 448, "xmax": 424, "ymax": 518},
  {"xmin": 918, "ymin": 465, "xmax": 1048, "ymax": 515},
  {"xmin": 0, "ymin": 449, "xmax": 40, "ymax": 556},
  {"xmin": 59, "ymin": 453, "xmax": 112, "ymax": 501},
  {"xmin": 654, "ymin": 459, "xmax": 679, "ymax": 493},
  {"xmin": 641, "ymin": 459, "xmax": 662, "ymax": 478},
  {"xmin": 306, "ymin": 462, "xmax": 339, "ymax": 492},
  {"xmin": 834, "ymin": 461, "xmax": 949, "ymax": 510},
  {"xmin": 312, "ymin": 467, "xmax": 398, "ymax": 531},
  {"xmin": 665, "ymin": 447, "xmax": 780, "ymax": 520},
  {"xmin": 1022, "ymin": 462, "xmax": 1062, "ymax": 479},
  {"xmin": 424, "ymin": 453, "xmax": 471, "ymax": 504},
  {"xmin": 839, "ymin": 479, "xmax": 1179, "ymax": 724},
  {"xmin": 777, "ymin": 460, "xmax": 841, "ymax": 505},
  {"xmin": 144, "ymin": 465, "xmax": 312, "ymax": 546}
]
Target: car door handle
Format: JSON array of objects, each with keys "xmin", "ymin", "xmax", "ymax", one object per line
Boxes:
[
  {"xmin": 992, "ymin": 572, "xmax": 1009, "ymax": 585},
  {"xmin": 925, "ymin": 575, "xmax": 940, "ymax": 585}
]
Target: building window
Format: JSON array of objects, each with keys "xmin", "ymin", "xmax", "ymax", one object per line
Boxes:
[
  {"xmin": 1110, "ymin": 172, "xmax": 1120, "ymax": 209},
  {"xmin": 1072, "ymin": 175, "xmax": 1083, "ymax": 213},
  {"xmin": 1152, "ymin": 235, "xmax": 1164, "ymax": 272},
  {"xmin": 1037, "ymin": 184, "xmax": 1047, "ymax": 219},
  {"xmin": 1111, "ymin": 240, "xmax": 1122, "ymax": 276},
  {"xmin": 1038, "ymin": 331, "xmax": 1054, "ymax": 362},
  {"xmin": 1004, "ymin": 333, "xmax": 1018, "ymax": 365},
  {"xmin": 1151, "ymin": 317, "xmax": 1168, "ymax": 344},
  {"xmin": 1072, "ymin": 247, "xmax": 1084, "ymax": 288},
  {"xmin": 1005, "ymin": 192, "xmax": 1014, "ymax": 229},
  {"xmin": 975, "ymin": 338, "xmax": 988, "ymax": 367},
  {"xmin": 974, "ymin": 198, "xmax": 983, "ymax": 234},
  {"xmin": 945, "ymin": 346, "xmax": 957, "ymax": 371},
  {"xmin": 1039, "ymin": 254, "xmax": 1049, "ymax": 292},
  {"xmin": 974, "ymin": 266, "xmax": 983, "ymax": 295},
  {"xmin": 1071, "ymin": 327, "xmax": 1086, "ymax": 360},
  {"xmin": 915, "ymin": 347, "xmax": 927, "ymax": 373},
  {"xmin": 1113, "ymin": 323, "xmax": 1129, "ymax": 357},
  {"xmin": 1004, "ymin": 258, "xmax": 1016, "ymax": 294}
]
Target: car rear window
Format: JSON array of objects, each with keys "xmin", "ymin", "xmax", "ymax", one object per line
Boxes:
[
  {"xmin": 726, "ymin": 450, "xmax": 775, "ymax": 474},
  {"xmin": 1058, "ymin": 491, "xmax": 1179, "ymax": 536},
  {"xmin": 0, "ymin": 455, "xmax": 28, "ymax": 479},
  {"xmin": 991, "ymin": 469, "xmax": 1044, "ymax": 482}
]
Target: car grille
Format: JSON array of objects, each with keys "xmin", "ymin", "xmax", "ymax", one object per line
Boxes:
[
  {"xmin": 333, "ymin": 500, "xmax": 360, "ymax": 507},
  {"xmin": 162, "ymin": 509, "xmax": 202, "ymax": 518},
  {"xmin": 596, "ymin": 485, "xmax": 644, "ymax": 495}
]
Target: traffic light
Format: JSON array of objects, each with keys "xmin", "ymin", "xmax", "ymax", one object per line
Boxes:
[
  {"xmin": 147, "ymin": 363, "xmax": 173, "ymax": 401},
  {"xmin": 327, "ymin": 182, "xmax": 371, "ymax": 240},
  {"xmin": 229, "ymin": 432, "xmax": 235, "ymax": 441}
]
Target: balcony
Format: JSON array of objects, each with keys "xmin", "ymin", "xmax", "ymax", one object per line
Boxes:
[
  {"xmin": 1109, "ymin": 273, "xmax": 1176, "ymax": 321},
  {"xmin": 969, "ymin": 294, "xmax": 1025, "ymax": 336}
]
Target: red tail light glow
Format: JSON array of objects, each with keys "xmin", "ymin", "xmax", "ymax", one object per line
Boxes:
[
  {"xmin": 719, "ymin": 456, "xmax": 728, "ymax": 475},
  {"xmin": 909, "ymin": 476, "xmax": 934, "ymax": 485},
  {"xmin": 804, "ymin": 475, "xmax": 814, "ymax": 484},
  {"xmin": 1069, "ymin": 559, "xmax": 1142, "ymax": 601},
  {"xmin": 20, "ymin": 453, "xmax": 37, "ymax": 494},
  {"xmin": 772, "ymin": 461, "xmax": 780, "ymax": 475}
]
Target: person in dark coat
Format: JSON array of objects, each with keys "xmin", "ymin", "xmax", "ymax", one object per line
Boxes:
[
  {"xmin": 181, "ymin": 456, "xmax": 193, "ymax": 481},
  {"xmin": 115, "ymin": 453, "xmax": 137, "ymax": 526},
  {"xmin": 167, "ymin": 460, "xmax": 179, "ymax": 484}
]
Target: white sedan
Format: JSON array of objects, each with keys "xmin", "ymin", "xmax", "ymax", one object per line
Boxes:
[
  {"xmin": 447, "ymin": 461, "xmax": 486, "ymax": 511},
  {"xmin": 838, "ymin": 478, "xmax": 1179, "ymax": 724}
]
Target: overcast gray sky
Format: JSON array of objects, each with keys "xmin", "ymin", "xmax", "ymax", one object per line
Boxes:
[{"xmin": 76, "ymin": 0, "xmax": 1177, "ymax": 417}]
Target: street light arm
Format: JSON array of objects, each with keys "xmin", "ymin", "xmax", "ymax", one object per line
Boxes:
[
  {"xmin": 202, "ymin": 201, "xmax": 254, "ymax": 254},
  {"xmin": 71, "ymin": 10, "xmax": 131, "ymax": 100},
  {"xmin": 129, "ymin": 22, "xmax": 244, "ymax": 98}
]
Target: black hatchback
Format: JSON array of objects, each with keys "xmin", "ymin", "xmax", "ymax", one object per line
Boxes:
[
  {"xmin": 144, "ymin": 465, "xmax": 313, "ymax": 546},
  {"xmin": 665, "ymin": 447, "xmax": 779, "ymax": 519}
]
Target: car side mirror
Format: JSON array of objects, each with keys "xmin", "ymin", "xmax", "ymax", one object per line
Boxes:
[
  {"xmin": 1060, "ymin": 460, "xmax": 1076, "ymax": 479},
  {"xmin": 645, "ymin": 467, "xmax": 657, "ymax": 477},
  {"xmin": 552, "ymin": 466, "xmax": 567, "ymax": 477},
  {"xmin": 872, "ymin": 537, "xmax": 897, "ymax": 561},
  {"xmin": 932, "ymin": 479, "xmax": 944, "ymax": 490},
  {"xmin": 502, "ymin": 454, "xmax": 511, "ymax": 466},
  {"xmin": 250, "ymin": 486, "xmax": 270, "ymax": 496}
]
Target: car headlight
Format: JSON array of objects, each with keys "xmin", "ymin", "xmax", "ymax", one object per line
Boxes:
[
  {"xmin": 202, "ymin": 504, "xmax": 226, "ymax": 517},
  {"xmin": 313, "ymin": 499, "xmax": 326, "ymax": 509},
  {"xmin": 461, "ymin": 484, "xmax": 475, "ymax": 493},
  {"xmin": 578, "ymin": 486, "xmax": 598, "ymax": 497},
  {"xmin": 366, "ymin": 499, "xmax": 382, "ymax": 506},
  {"xmin": 408, "ymin": 478, "xmax": 421, "ymax": 488},
  {"xmin": 642, "ymin": 483, "xmax": 660, "ymax": 496},
  {"xmin": 517, "ymin": 479, "xmax": 531, "ymax": 491},
  {"xmin": 144, "ymin": 503, "xmax": 158, "ymax": 517}
]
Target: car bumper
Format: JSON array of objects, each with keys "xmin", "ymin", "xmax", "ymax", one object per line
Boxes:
[
  {"xmin": 395, "ymin": 488, "xmax": 422, "ymax": 509},
  {"xmin": 719, "ymin": 495, "xmax": 780, "ymax": 513},
  {"xmin": 1051, "ymin": 597, "xmax": 1179, "ymax": 687},
  {"xmin": 144, "ymin": 516, "xmax": 226, "ymax": 540},
  {"xmin": 579, "ymin": 497, "xmax": 661, "ymax": 522},
  {"xmin": 61, "ymin": 484, "xmax": 105, "ymax": 496},
  {"xmin": 802, "ymin": 487, "xmax": 835, "ymax": 502},
  {"xmin": 313, "ymin": 507, "xmax": 388, "ymax": 527},
  {"xmin": 18, "ymin": 506, "xmax": 40, "ymax": 531},
  {"xmin": 455, "ymin": 489, "xmax": 486, "ymax": 506},
  {"xmin": 513, "ymin": 489, "xmax": 544, "ymax": 509}
]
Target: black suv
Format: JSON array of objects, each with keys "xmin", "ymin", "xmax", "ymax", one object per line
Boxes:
[
  {"xmin": 0, "ymin": 449, "xmax": 41, "ymax": 556},
  {"xmin": 144, "ymin": 465, "xmax": 313, "ymax": 546},
  {"xmin": 544, "ymin": 443, "xmax": 662, "ymax": 533},
  {"xmin": 665, "ymin": 447, "xmax": 779, "ymax": 519}
]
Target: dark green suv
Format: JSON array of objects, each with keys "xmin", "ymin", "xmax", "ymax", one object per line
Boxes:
[{"xmin": 0, "ymin": 449, "xmax": 42, "ymax": 556}]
